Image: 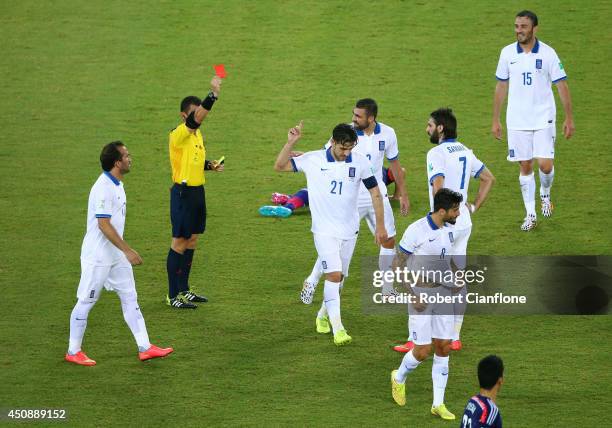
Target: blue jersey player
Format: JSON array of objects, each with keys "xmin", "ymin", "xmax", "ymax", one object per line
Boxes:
[{"xmin": 461, "ymin": 355, "xmax": 504, "ymax": 427}]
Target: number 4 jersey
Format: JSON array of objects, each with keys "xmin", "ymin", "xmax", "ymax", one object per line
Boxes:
[
  {"xmin": 426, "ymin": 139, "xmax": 485, "ymax": 230},
  {"xmin": 291, "ymin": 147, "xmax": 377, "ymax": 239}
]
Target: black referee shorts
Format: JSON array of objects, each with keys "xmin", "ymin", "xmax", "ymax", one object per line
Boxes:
[{"xmin": 170, "ymin": 184, "xmax": 206, "ymax": 239}]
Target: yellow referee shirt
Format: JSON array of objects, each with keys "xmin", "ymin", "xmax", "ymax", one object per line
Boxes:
[{"xmin": 169, "ymin": 123, "xmax": 206, "ymax": 186}]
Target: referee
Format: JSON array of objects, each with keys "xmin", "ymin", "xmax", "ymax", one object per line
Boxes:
[{"xmin": 166, "ymin": 75, "xmax": 223, "ymax": 309}]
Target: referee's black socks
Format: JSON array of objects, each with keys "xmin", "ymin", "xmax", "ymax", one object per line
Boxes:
[
  {"xmin": 179, "ymin": 249, "xmax": 195, "ymax": 292},
  {"xmin": 167, "ymin": 248, "xmax": 183, "ymax": 299}
]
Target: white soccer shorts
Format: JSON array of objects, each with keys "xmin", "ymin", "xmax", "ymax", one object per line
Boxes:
[
  {"xmin": 408, "ymin": 286, "xmax": 454, "ymax": 345},
  {"xmin": 313, "ymin": 234, "xmax": 357, "ymax": 276},
  {"xmin": 507, "ymin": 126, "xmax": 556, "ymax": 161},
  {"xmin": 77, "ymin": 259, "xmax": 136, "ymax": 302},
  {"xmin": 358, "ymin": 196, "xmax": 396, "ymax": 238},
  {"xmin": 450, "ymin": 226, "xmax": 472, "ymax": 270}
]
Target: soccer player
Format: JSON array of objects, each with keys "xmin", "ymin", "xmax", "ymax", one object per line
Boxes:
[
  {"xmin": 394, "ymin": 108, "xmax": 495, "ymax": 353},
  {"xmin": 274, "ymin": 121, "xmax": 387, "ymax": 345},
  {"xmin": 301, "ymin": 99, "xmax": 409, "ymax": 303},
  {"xmin": 460, "ymin": 355, "xmax": 504, "ymax": 427},
  {"xmin": 492, "ymin": 10, "xmax": 575, "ymax": 231},
  {"xmin": 166, "ymin": 76, "xmax": 224, "ymax": 309},
  {"xmin": 390, "ymin": 188, "xmax": 463, "ymax": 420},
  {"xmin": 65, "ymin": 142, "xmax": 173, "ymax": 366}
]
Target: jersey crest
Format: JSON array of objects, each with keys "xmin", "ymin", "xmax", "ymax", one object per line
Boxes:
[{"xmin": 535, "ymin": 58, "xmax": 542, "ymax": 69}]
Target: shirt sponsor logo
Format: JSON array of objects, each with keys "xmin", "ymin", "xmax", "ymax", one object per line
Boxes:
[
  {"xmin": 379, "ymin": 140, "xmax": 385, "ymax": 151},
  {"xmin": 536, "ymin": 59, "xmax": 542, "ymax": 69}
]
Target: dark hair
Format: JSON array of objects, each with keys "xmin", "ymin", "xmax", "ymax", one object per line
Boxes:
[
  {"xmin": 478, "ymin": 355, "xmax": 505, "ymax": 390},
  {"xmin": 180, "ymin": 96, "xmax": 201, "ymax": 113},
  {"xmin": 433, "ymin": 188, "xmax": 463, "ymax": 211},
  {"xmin": 332, "ymin": 123, "xmax": 358, "ymax": 146},
  {"xmin": 355, "ymin": 98, "xmax": 378, "ymax": 119},
  {"xmin": 516, "ymin": 10, "xmax": 538, "ymax": 26},
  {"xmin": 430, "ymin": 108, "xmax": 457, "ymax": 140},
  {"xmin": 100, "ymin": 141, "xmax": 125, "ymax": 172}
]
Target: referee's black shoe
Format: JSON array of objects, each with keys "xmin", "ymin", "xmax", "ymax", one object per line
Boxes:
[
  {"xmin": 180, "ymin": 290, "xmax": 208, "ymax": 303},
  {"xmin": 166, "ymin": 295, "xmax": 197, "ymax": 309}
]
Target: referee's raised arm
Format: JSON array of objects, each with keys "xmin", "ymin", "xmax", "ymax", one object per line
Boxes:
[{"xmin": 186, "ymin": 76, "xmax": 222, "ymax": 130}]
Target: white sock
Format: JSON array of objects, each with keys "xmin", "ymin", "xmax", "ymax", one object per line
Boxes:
[
  {"xmin": 453, "ymin": 315, "xmax": 464, "ymax": 341},
  {"xmin": 317, "ymin": 301, "xmax": 328, "ymax": 319},
  {"xmin": 539, "ymin": 167, "xmax": 554, "ymax": 198},
  {"xmin": 395, "ymin": 350, "xmax": 421, "ymax": 383},
  {"xmin": 323, "ymin": 280, "xmax": 344, "ymax": 333},
  {"xmin": 432, "ymin": 354, "xmax": 450, "ymax": 407},
  {"xmin": 379, "ymin": 247, "xmax": 396, "ymax": 295},
  {"xmin": 119, "ymin": 292, "xmax": 151, "ymax": 351},
  {"xmin": 453, "ymin": 287, "xmax": 467, "ymax": 341},
  {"xmin": 519, "ymin": 173, "xmax": 536, "ymax": 216},
  {"xmin": 68, "ymin": 300, "xmax": 95, "ymax": 354},
  {"xmin": 307, "ymin": 259, "xmax": 323, "ymax": 285}
]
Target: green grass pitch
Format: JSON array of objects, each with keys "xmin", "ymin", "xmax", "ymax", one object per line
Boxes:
[{"xmin": 1, "ymin": 0, "xmax": 611, "ymax": 426}]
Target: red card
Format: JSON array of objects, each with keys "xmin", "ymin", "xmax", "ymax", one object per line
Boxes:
[{"xmin": 214, "ymin": 64, "xmax": 226, "ymax": 78}]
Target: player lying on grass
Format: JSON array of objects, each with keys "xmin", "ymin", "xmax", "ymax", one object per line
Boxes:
[{"xmin": 259, "ymin": 165, "xmax": 406, "ymax": 218}]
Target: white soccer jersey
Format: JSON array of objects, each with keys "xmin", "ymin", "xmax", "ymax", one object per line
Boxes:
[
  {"xmin": 398, "ymin": 214, "xmax": 454, "ymax": 276},
  {"xmin": 399, "ymin": 214, "xmax": 453, "ymax": 258},
  {"xmin": 495, "ymin": 39, "xmax": 567, "ymax": 130},
  {"xmin": 325, "ymin": 122, "xmax": 399, "ymax": 207},
  {"xmin": 426, "ymin": 139, "xmax": 485, "ymax": 229},
  {"xmin": 354, "ymin": 122, "xmax": 399, "ymax": 206},
  {"xmin": 80, "ymin": 172, "xmax": 127, "ymax": 266},
  {"xmin": 291, "ymin": 147, "xmax": 377, "ymax": 239}
]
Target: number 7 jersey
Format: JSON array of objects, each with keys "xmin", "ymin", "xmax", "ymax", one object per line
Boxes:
[
  {"xmin": 426, "ymin": 139, "xmax": 485, "ymax": 229},
  {"xmin": 291, "ymin": 147, "xmax": 377, "ymax": 239}
]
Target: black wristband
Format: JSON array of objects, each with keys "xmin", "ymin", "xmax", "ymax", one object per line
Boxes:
[
  {"xmin": 204, "ymin": 160, "xmax": 212, "ymax": 170},
  {"xmin": 201, "ymin": 92, "xmax": 217, "ymax": 111},
  {"xmin": 185, "ymin": 111, "xmax": 201, "ymax": 129}
]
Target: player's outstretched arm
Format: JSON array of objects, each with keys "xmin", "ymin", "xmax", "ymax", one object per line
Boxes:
[
  {"xmin": 97, "ymin": 218, "xmax": 142, "ymax": 265},
  {"xmin": 191, "ymin": 76, "xmax": 222, "ymax": 127},
  {"xmin": 555, "ymin": 80, "xmax": 575, "ymax": 139},
  {"xmin": 471, "ymin": 168, "xmax": 495, "ymax": 213},
  {"xmin": 274, "ymin": 121, "xmax": 303, "ymax": 172},
  {"xmin": 491, "ymin": 81, "xmax": 508, "ymax": 140},
  {"xmin": 388, "ymin": 159, "xmax": 409, "ymax": 216}
]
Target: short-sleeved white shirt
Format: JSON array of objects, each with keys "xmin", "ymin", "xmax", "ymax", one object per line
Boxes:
[
  {"xmin": 354, "ymin": 122, "xmax": 399, "ymax": 206},
  {"xmin": 426, "ymin": 139, "xmax": 485, "ymax": 229},
  {"xmin": 495, "ymin": 39, "xmax": 567, "ymax": 130},
  {"xmin": 80, "ymin": 172, "xmax": 127, "ymax": 266},
  {"xmin": 325, "ymin": 122, "xmax": 399, "ymax": 207},
  {"xmin": 398, "ymin": 214, "xmax": 454, "ymax": 273},
  {"xmin": 291, "ymin": 147, "xmax": 377, "ymax": 239}
]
